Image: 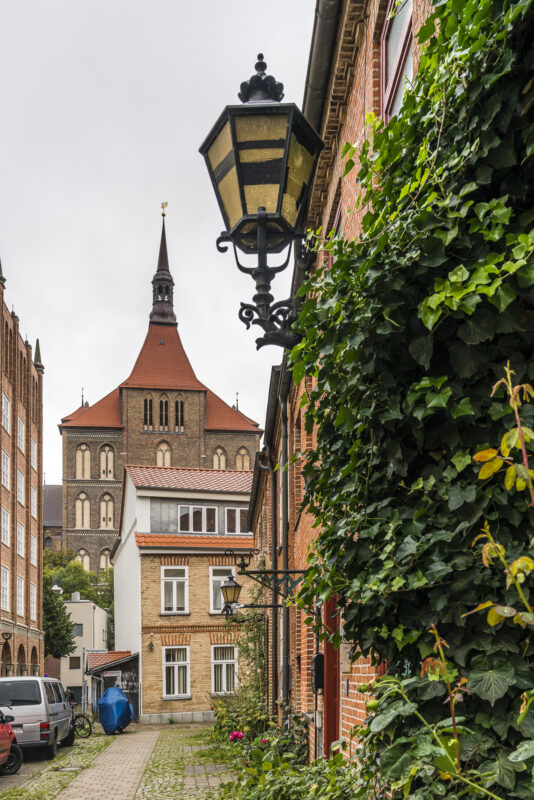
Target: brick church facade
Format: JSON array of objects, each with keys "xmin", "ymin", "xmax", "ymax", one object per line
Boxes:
[{"xmin": 59, "ymin": 218, "xmax": 261, "ymax": 571}]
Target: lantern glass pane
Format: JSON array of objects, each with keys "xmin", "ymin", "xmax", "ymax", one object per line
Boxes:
[
  {"xmin": 207, "ymin": 121, "xmax": 242, "ymax": 229},
  {"xmin": 234, "ymin": 114, "xmax": 289, "ymax": 216},
  {"xmin": 281, "ymin": 131, "xmax": 316, "ymax": 228}
]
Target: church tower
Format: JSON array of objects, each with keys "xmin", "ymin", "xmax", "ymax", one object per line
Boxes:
[{"xmin": 58, "ymin": 214, "xmax": 260, "ymax": 571}]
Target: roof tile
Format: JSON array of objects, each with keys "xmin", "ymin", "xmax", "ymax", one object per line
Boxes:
[
  {"xmin": 126, "ymin": 465, "xmax": 253, "ymax": 493},
  {"xmin": 86, "ymin": 650, "xmax": 132, "ymax": 670},
  {"xmin": 135, "ymin": 533, "xmax": 254, "ymax": 549},
  {"xmin": 60, "ymin": 388, "xmax": 122, "ymax": 429}
]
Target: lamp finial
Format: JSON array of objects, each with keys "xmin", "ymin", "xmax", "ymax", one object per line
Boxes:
[
  {"xmin": 161, "ymin": 201, "xmax": 168, "ymax": 217},
  {"xmin": 238, "ymin": 54, "xmax": 284, "ymax": 103}
]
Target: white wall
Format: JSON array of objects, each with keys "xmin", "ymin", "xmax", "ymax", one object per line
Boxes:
[
  {"xmin": 113, "ymin": 475, "xmax": 142, "ymax": 653},
  {"xmin": 60, "ymin": 601, "xmax": 108, "ymax": 696}
]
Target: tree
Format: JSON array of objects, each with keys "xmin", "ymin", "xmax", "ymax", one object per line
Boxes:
[{"xmin": 42, "ymin": 571, "xmax": 75, "ymax": 659}]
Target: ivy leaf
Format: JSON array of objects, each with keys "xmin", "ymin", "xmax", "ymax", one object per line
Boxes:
[
  {"xmin": 451, "ymin": 397, "xmax": 474, "ymax": 418},
  {"xmin": 478, "ymin": 458, "xmax": 504, "ymax": 479},
  {"xmin": 509, "ymin": 740, "xmax": 534, "ymax": 763},
  {"xmin": 467, "ymin": 659, "xmax": 515, "ymax": 705},
  {"xmin": 408, "ymin": 335, "xmax": 433, "ymax": 369},
  {"xmin": 451, "ymin": 451, "xmax": 471, "ymax": 472},
  {"xmin": 489, "ymin": 284, "xmax": 516, "ymax": 311},
  {"xmin": 505, "ymin": 465, "xmax": 515, "ymax": 490}
]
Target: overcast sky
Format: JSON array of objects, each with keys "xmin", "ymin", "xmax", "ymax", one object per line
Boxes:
[{"xmin": 0, "ymin": 1, "xmax": 315, "ymax": 484}]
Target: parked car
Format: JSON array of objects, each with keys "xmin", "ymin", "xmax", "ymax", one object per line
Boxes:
[
  {"xmin": 0, "ymin": 677, "xmax": 74, "ymax": 758},
  {"xmin": 0, "ymin": 709, "xmax": 22, "ymax": 775}
]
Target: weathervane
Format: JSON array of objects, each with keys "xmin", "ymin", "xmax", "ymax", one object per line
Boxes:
[{"xmin": 161, "ymin": 201, "xmax": 168, "ymax": 217}]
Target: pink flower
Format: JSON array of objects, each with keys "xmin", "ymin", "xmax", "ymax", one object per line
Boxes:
[
  {"xmin": 229, "ymin": 730, "xmax": 244, "ymax": 742},
  {"xmin": 261, "ymin": 739, "xmax": 268, "ymax": 744}
]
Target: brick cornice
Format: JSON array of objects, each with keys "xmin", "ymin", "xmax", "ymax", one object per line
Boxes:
[{"xmin": 142, "ymin": 624, "xmax": 229, "ymax": 634}]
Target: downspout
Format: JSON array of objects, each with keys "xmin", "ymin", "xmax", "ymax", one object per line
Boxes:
[
  {"xmin": 258, "ymin": 448, "xmax": 278, "ymax": 714},
  {"xmin": 280, "ymin": 386, "xmax": 290, "ymax": 724}
]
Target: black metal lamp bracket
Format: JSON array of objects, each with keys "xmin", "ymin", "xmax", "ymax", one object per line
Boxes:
[{"xmin": 224, "ymin": 549, "xmax": 306, "ymax": 599}]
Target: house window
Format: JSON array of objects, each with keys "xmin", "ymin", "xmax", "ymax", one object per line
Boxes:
[
  {"xmin": 156, "ymin": 442, "xmax": 171, "ymax": 467},
  {"xmin": 100, "ymin": 494, "xmax": 114, "ymax": 529},
  {"xmin": 69, "ymin": 656, "xmax": 81, "ymax": 670},
  {"xmin": 75, "ymin": 444, "xmax": 91, "ymax": 479},
  {"xmin": 31, "ymin": 437, "xmax": 37, "ymax": 470},
  {"xmin": 17, "ymin": 417, "xmax": 24, "ymax": 452},
  {"xmin": 16, "ymin": 576, "xmax": 23, "ymax": 616},
  {"xmin": 30, "ymin": 535, "xmax": 37, "ymax": 566},
  {"xmin": 175, "ymin": 400, "xmax": 185, "ymax": 431},
  {"xmin": 75, "ymin": 549, "xmax": 90, "ymax": 571},
  {"xmin": 178, "ymin": 506, "xmax": 217, "ymax": 534},
  {"xmin": 17, "ymin": 470, "xmax": 24, "ymax": 505},
  {"xmin": 235, "ymin": 447, "xmax": 250, "ymax": 471},
  {"xmin": 210, "ymin": 566, "xmax": 235, "ymax": 614},
  {"xmin": 30, "ymin": 584, "xmax": 36, "ymax": 621},
  {"xmin": 100, "ymin": 446, "xmax": 114, "ymax": 479},
  {"xmin": 73, "ymin": 623, "xmax": 83, "ymax": 637},
  {"xmin": 225, "ymin": 508, "xmax": 249, "ymax": 535},
  {"xmin": 1, "ymin": 567, "xmax": 9, "ymax": 611},
  {"xmin": 213, "ymin": 447, "xmax": 226, "ymax": 470},
  {"xmin": 31, "ymin": 486, "xmax": 37, "ymax": 519},
  {"xmin": 163, "ymin": 646, "xmax": 190, "ymax": 698},
  {"xmin": 1, "ymin": 507, "xmax": 9, "ymax": 546},
  {"xmin": 1, "ymin": 450, "xmax": 9, "ymax": 489},
  {"xmin": 100, "ymin": 549, "xmax": 111, "ymax": 570},
  {"xmin": 75, "ymin": 493, "xmax": 90, "ymax": 528},
  {"xmin": 16, "ymin": 522, "xmax": 24, "ymax": 557},
  {"xmin": 212, "ymin": 645, "xmax": 237, "ymax": 694},
  {"xmin": 159, "ymin": 399, "xmax": 169, "ymax": 429},
  {"xmin": 2, "ymin": 393, "xmax": 10, "ymax": 433},
  {"xmin": 144, "ymin": 398, "xmax": 153, "ymax": 428},
  {"xmin": 161, "ymin": 567, "xmax": 188, "ymax": 614},
  {"xmin": 381, "ymin": 0, "xmax": 413, "ymax": 121}
]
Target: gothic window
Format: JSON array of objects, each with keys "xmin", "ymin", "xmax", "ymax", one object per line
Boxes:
[
  {"xmin": 100, "ymin": 494, "xmax": 114, "ymax": 529},
  {"xmin": 235, "ymin": 447, "xmax": 250, "ymax": 471},
  {"xmin": 99, "ymin": 548, "xmax": 111, "ymax": 570},
  {"xmin": 156, "ymin": 442, "xmax": 171, "ymax": 467},
  {"xmin": 75, "ymin": 492, "xmax": 90, "ymax": 529},
  {"xmin": 75, "ymin": 444, "xmax": 91, "ymax": 479},
  {"xmin": 213, "ymin": 447, "xmax": 226, "ymax": 470},
  {"xmin": 44, "ymin": 537, "xmax": 53, "ymax": 551},
  {"xmin": 76, "ymin": 549, "xmax": 90, "ymax": 571},
  {"xmin": 144, "ymin": 398, "xmax": 153, "ymax": 429},
  {"xmin": 175, "ymin": 400, "xmax": 185, "ymax": 431},
  {"xmin": 100, "ymin": 445, "xmax": 114, "ymax": 479},
  {"xmin": 159, "ymin": 397, "xmax": 169, "ymax": 429}
]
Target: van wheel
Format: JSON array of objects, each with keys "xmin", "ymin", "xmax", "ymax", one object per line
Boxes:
[
  {"xmin": 45, "ymin": 734, "xmax": 57, "ymax": 760},
  {"xmin": 0, "ymin": 744, "xmax": 23, "ymax": 775},
  {"xmin": 63, "ymin": 726, "xmax": 75, "ymax": 747}
]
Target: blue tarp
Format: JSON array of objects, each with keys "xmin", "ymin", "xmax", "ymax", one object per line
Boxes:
[{"xmin": 97, "ymin": 687, "xmax": 134, "ymax": 734}]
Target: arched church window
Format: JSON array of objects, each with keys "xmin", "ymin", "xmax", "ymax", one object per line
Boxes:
[
  {"xmin": 144, "ymin": 398, "xmax": 153, "ymax": 429},
  {"xmin": 159, "ymin": 398, "xmax": 169, "ymax": 429},
  {"xmin": 213, "ymin": 447, "xmax": 226, "ymax": 470},
  {"xmin": 75, "ymin": 492, "xmax": 90, "ymax": 529},
  {"xmin": 100, "ymin": 445, "xmax": 114, "ymax": 479},
  {"xmin": 99, "ymin": 548, "xmax": 111, "ymax": 570},
  {"xmin": 236, "ymin": 447, "xmax": 250, "ymax": 471},
  {"xmin": 44, "ymin": 537, "xmax": 53, "ymax": 551},
  {"xmin": 175, "ymin": 400, "xmax": 185, "ymax": 431},
  {"xmin": 75, "ymin": 444, "xmax": 91, "ymax": 479},
  {"xmin": 156, "ymin": 442, "xmax": 171, "ymax": 467},
  {"xmin": 100, "ymin": 494, "xmax": 114, "ymax": 529},
  {"xmin": 76, "ymin": 548, "xmax": 90, "ymax": 571}
]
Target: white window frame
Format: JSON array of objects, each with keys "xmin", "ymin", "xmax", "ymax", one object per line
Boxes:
[
  {"xmin": 30, "ymin": 583, "xmax": 36, "ymax": 621},
  {"xmin": 30, "ymin": 486, "xmax": 37, "ymax": 519},
  {"xmin": 1, "ymin": 450, "xmax": 9, "ymax": 489},
  {"xmin": 30, "ymin": 437, "xmax": 37, "ymax": 471},
  {"xmin": 16, "ymin": 575, "xmax": 24, "ymax": 617},
  {"xmin": 16, "ymin": 522, "xmax": 24, "ymax": 557},
  {"xmin": 211, "ymin": 644, "xmax": 238, "ymax": 695},
  {"xmin": 209, "ymin": 566, "xmax": 235, "ymax": 614},
  {"xmin": 1, "ymin": 507, "xmax": 9, "ymax": 546},
  {"xmin": 1, "ymin": 567, "xmax": 9, "ymax": 611},
  {"xmin": 178, "ymin": 505, "xmax": 218, "ymax": 534},
  {"xmin": 162, "ymin": 646, "xmax": 190, "ymax": 699},
  {"xmin": 225, "ymin": 507, "xmax": 250, "ymax": 535},
  {"xmin": 30, "ymin": 534, "xmax": 37, "ymax": 566},
  {"xmin": 17, "ymin": 417, "xmax": 24, "ymax": 453},
  {"xmin": 160, "ymin": 566, "xmax": 189, "ymax": 615},
  {"xmin": 1, "ymin": 393, "xmax": 10, "ymax": 434},
  {"xmin": 17, "ymin": 470, "xmax": 24, "ymax": 505}
]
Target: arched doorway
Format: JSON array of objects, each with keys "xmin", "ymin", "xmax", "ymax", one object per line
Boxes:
[
  {"xmin": 30, "ymin": 647, "xmax": 39, "ymax": 677},
  {"xmin": 16, "ymin": 644, "xmax": 26, "ymax": 676},
  {"xmin": 1, "ymin": 640, "xmax": 12, "ymax": 677}
]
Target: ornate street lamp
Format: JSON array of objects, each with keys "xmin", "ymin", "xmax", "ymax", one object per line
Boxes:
[
  {"xmin": 200, "ymin": 54, "xmax": 323, "ymax": 349},
  {"xmin": 220, "ymin": 574, "xmax": 243, "ymax": 606}
]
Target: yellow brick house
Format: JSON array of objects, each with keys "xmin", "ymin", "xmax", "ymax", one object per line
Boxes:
[{"xmin": 113, "ymin": 464, "xmax": 254, "ymax": 723}]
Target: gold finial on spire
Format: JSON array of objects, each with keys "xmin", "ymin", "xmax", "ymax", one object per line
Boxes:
[{"xmin": 161, "ymin": 201, "xmax": 168, "ymax": 217}]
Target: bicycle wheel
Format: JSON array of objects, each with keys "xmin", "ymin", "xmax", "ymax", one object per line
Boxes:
[{"xmin": 74, "ymin": 714, "xmax": 92, "ymax": 738}]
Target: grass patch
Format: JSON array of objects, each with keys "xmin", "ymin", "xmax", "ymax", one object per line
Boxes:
[{"xmin": 189, "ymin": 743, "xmax": 233, "ymax": 765}]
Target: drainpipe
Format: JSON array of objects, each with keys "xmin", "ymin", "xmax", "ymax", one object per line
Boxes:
[
  {"xmin": 258, "ymin": 448, "xmax": 278, "ymax": 714},
  {"xmin": 280, "ymin": 386, "xmax": 290, "ymax": 726}
]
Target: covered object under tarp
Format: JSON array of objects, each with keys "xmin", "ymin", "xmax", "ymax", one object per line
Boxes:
[{"xmin": 98, "ymin": 686, "xmax": 134, "ymax": 734}]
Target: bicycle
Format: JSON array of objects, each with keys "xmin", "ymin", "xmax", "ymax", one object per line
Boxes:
[{"xmin": 69, "ymin": 703, "xmax": 92, "ymax": 739}]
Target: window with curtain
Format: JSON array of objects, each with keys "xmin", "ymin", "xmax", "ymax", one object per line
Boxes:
[
  {"xmin": 163, "ymin": 647, "xmax": 189, "ymax": 697},
  {"xmin": 212, "ymin": 645, "xmax": 237, "ymax": 694},
  {"xmin": 161, "ymin": 567, "xmax": 188, "ymax": 613}
]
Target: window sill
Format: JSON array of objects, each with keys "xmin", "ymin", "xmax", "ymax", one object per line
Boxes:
[
  {"xmin": 162, "ymin": 695, "xmax": 192, "ymax": 701},
  {"xmin": 160, "ymin": 612, "xmax": 190, "ymax": 616}
]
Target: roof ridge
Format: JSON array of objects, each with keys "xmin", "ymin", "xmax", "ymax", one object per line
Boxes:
[{"xmin": 126, "ymin": 464, "xmax": 253, "ymax": 474}]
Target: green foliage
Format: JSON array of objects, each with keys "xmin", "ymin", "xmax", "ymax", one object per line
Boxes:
[
  {"xmin": 42, "ymin": 570, "xmax": 75, "ymax": 659},
  {"xmin": 291, "ymin": 0, "xmax": 534, "ymax": 797}
]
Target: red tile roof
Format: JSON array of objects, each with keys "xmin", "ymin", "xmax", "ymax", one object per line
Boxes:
[
  {"xmin": 126, "ymin": 465, "xmax": 253, "ymax": 493},
  {"xmin": 86, "ymin": 650, "xmax": 132, "ymax": 670},
  {"xmin": 135, "ymin": 533, "xmax": 254, "ymax": 549},
  {"xmin": 120, "ymin": 324, "xmax": 206, "ymax": 391},
  {"xmin": 59, "ymin": 324, "xmax": 259, "ymax": 433}
]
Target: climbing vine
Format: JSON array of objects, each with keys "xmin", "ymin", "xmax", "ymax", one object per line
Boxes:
[{"xmin": 292, "ymin": 0, "xmax": 534, "ymax": 796}]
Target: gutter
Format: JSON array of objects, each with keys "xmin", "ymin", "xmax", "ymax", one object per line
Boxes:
[{"xmin": 302, "ymin": 0, "xmax": 342, "ymax": 129}]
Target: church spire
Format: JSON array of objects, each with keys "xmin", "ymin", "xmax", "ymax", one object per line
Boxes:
[{"xmin": 149, "ymin": 204, "xmax": 177, "ymax": 326}]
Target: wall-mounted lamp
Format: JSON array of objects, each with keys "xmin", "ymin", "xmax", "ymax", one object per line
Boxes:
[
  {"xmin": 148, "ymin": 633, "xmax": 154, "ymax": 652},
  {"xmin": 1, "ymin": 632, "xmax": 12, "ymax": 643}
]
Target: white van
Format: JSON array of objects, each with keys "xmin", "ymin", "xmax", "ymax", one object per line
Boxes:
[{"xmin": 0, "ymin": 677, "xmax": 73, "ymax": 758}]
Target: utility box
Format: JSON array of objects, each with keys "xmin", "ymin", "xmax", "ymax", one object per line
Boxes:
[{"xmin": 311, "ymin": 653, "xmax": 324, "ymax": 692}]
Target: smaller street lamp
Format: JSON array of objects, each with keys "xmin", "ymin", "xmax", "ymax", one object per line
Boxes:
[
  {"xmin": 221, "ymin": 574, "xmax": 242, "ymax": 607},
  {"xmin": 200, "ymin": 54, "xmax": 323, "ymax": 349},
  {"xmin": 51, "ymin": 585, "xmax": 64, "ymax": 595}
]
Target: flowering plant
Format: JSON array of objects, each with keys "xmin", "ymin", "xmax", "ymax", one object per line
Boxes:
[{"xmin": 229, "ymin": 730, "xmax": 244, "ymax": 742}]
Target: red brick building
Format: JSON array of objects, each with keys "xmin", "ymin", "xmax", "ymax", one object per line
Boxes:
[
  {"xmin": 248, "ymin": 0, "xmax": 432, "ymax": 757},
  {"xmin": 0, "ymin": 261, "xmax": 45, "ymax": 677}
]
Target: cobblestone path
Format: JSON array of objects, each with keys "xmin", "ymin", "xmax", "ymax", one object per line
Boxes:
[{"xmin": 55, "ymin": 729, "xmax": 159, "ymax": 800}]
